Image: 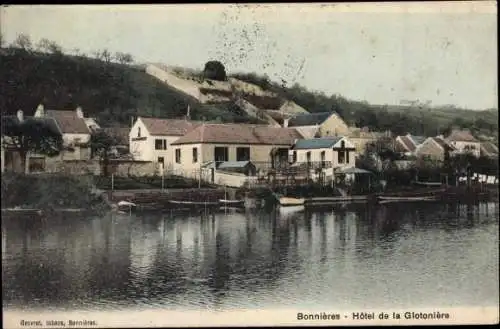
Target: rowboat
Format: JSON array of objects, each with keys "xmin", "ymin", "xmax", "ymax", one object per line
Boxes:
[
  {"xmin": 378, "ymin": 196, "xmax": 438, "ymax": 203},
  {"xmin": 169, "ymin": 200, "xmax": 220, "ymax": 207},
  {"xmin": 219, "ymin": 199, "xmax": 245, "ymax": 207},
  {"xmin": 278, "ymin": 197, "xmax": 305, "ymax": 206},
  {"xmin": 117, "ymin": 200, "xmax": 137, "ymax": 213}
]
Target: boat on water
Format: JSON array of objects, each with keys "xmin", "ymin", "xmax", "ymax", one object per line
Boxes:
[
  {"xmin": 219, "ymin": 199, "xmax": 245, "ymax": 207},
  {"xmin": 117, "ymin": 200, "xmax": 137, "ymax": 213},
  {"xmin": 277, "ymin": 196, "xmax": 306, "ymax": 214},
  {"xmin": 378, "ymin": 196, "xmax": 438, "ymax": 203}
]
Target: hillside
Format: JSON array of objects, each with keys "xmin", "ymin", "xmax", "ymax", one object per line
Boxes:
[
  {"xmin": 1, "ymin": 48, "xmax": 497, "ymax": 140},
  {"xmin": 0, "ymin": 49, "xmax": 263, "ymax": 126}
]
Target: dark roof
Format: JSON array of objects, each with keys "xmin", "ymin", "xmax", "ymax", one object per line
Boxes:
[
  {"xmin": 292, "ymin": 137, "xmax": 342, "ymax": 150},
  {"xmin": 287, "ymin": 112, "xmax": 334, "ymax": 127},
  {"xmin": 140, "ymin": 117, "xmax": 201, "ymax": 136},
  {"xmin": 46, "ymin": 110, "xmax": 90, "ymax": 134},
  {"xmin": 171, "ymin": 123, "xmax": 302, "ymax": 146},
  {"xmin": 409, "ymin": 135, "xmax": 426, "ymax": 145}
]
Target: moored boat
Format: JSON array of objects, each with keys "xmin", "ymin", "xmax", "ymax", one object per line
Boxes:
[
  {"xmin": 218, "ymin": 199, "xmax": 245, "ymax": 207},
  {"xmin": 117, "ymin": 200, "xmax": 137, "ymax": 213},
  {"xmin": 278, "ymin": 197, "xmax": 305, "ymax": 206}
]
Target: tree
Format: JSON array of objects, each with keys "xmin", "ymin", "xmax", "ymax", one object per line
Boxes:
[
  {"xmin": 115, "ymin": 52, "xmax": 134, "ymax": 64},
  {"xmin": 36, "ymin": 38, "xmax": 63, "ymax": 55},
  {"xmin": 203, "ymin": 60, "xmax": 227, "ymax": 81},
  {"xmin": 11, "ymin": 33, "xmax": 33, "ymax": 51},
  {"xmin": 90, "ymin": 129, "xmax": 120, "ymax": 176},
  {"xmin": 1, "ymin": 116, "xmax": 63, "ymax": 174}
]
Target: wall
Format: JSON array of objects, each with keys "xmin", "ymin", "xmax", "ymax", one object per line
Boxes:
[
  {"xmin": 129, "ymin": 118, "xmax": 182, "ymax": 163},
  {"xmin": 349, "ymin": 136, "xmax": 378, "ymax": 155},
  {"xmin": 416, "ymin": 139, "xmax": 445, "ymax": 161},
  {"xmin": 318, "ymin": 114, "xmax": 351, "ymax": 137},
  {"xmin": 293, "ymin": 147, "xmax": 356, "ymax": 169},
  {"xmin": 449, "ymin": 141, "xmax": 481, "ymax": 158},
  {"xmin": 146, "ymin": 65, "xmax": 202, "ymax": 101},
  {"xmin": 212, "ymin": 170, "xmax": 258, "ymax": 188},
  {"xmin": 43, "ymin": 159, "xmax": 158, "ymax": 176}
]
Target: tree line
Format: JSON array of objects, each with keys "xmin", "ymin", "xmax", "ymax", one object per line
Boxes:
[{"xmin": 1, "ymin": 32, "xmax": 135, "ymax": 65}]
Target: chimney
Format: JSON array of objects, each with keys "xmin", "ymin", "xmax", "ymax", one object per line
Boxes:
[
  {"xmin": 76, "ymin": 106, "xmax": 84, "ymax": 118},
  {"xmin": 34, "ymin": 104, "xmax": 44, "ymax": 117},
  {"xmin": 17, "ymin": 110, "xmax": 24, "ymax": 122},
  {"xmin": 283, "ymin": 118, "xmax": 289, "ymax": 128}
]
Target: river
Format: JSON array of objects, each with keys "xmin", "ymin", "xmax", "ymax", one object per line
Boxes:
[{"xmin": 2, "ymin": 201, "xmax": 498, "ymax": 312}]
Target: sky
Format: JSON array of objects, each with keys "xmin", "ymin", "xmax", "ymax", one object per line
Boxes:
[{"xmin": 1, "ymin": 2, "xmax": 497, "ymax": 110}]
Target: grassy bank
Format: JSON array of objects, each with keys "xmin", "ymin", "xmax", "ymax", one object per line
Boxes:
[{"xmin": 1, "ymin": 173, "xmax": 105, "ymax": 210}]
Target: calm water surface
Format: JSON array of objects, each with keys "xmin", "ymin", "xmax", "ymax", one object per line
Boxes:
[{"xmin": 2, "ymin": 202, "xmax": 499, "ymax": 311}]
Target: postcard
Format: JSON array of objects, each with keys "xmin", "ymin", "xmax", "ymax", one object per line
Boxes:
[{"xmin": 1, "ymin": 2, "xmax": 498, "ymax": 328}]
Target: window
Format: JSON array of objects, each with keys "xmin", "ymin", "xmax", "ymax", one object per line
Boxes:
[
  {"xmin": 345, "ymin": 151, "xmax": 350, "ymax": 164},
  {"xmin": 236, "ymin": 147, "xmax": 250, "ymax": 161},
  {"xmin": 157, "ymin": 157, "xmax": 164, "ymax": 164},
  {"xmin": 175, "ymin": 149, "xmax": 181, "ymax": 164},
  {"xmin": 338, "ymin": 151, "xmax": 345, "ymax": 164},
  {"xmin": 192, "ymin": 147, "xmax": 198, "ymax": 163},
  {"xmin": 137, "ymin": 127, "xmax": 141, "ymax": 138},
  {"xmin": 320, "ymin": 151, "xmax": 326, "ymax": 167},
  {"xmin": 290, "ymin": 151, "xmax": 297, "ymax": 163},
  {"xmin": 214, "ymin": 147, "xmax": 229, "ymax": 162},
  {"xmin": 306, "ymin": 151, "xmax": 311, "ymax": 163},
  {"xmin": 341, "ymin": 140, "xmax": 345, "ymax": 149},
  {"xmin": 155, "ymin": 139, "xmax": 167, "ymax": 150}
]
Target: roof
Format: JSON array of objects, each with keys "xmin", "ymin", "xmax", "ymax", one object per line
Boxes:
[
  {"xmin": 432, "ymin": 137, "xmax": 455, "ymax": 150},
  {"xmin": 287, "ymin": 112, "xmax": 334, "ymax": 127},
  {"xmin": 103, "ymin": 127, "xmax": 130, "ymax": 145},
  {"xmin": 139, "ymin": 117, "xmax": 201, "ymax": 136},
  {"xmin": 292, "ymin": 137, "xmax": 342, "ymax": 150},
  {"xmin": 446, "ymin": 129, "xmax": 478, "ymax": 142},
  {"xmin": 409, "ymin": 135, "xmax": 426, "ymax": 145},
  {"xmin": 46, "ymin": 110, "xmax": 90, "ymax": 134},
  {"xmin": 171, "ymin": 123, "xmax": 302, "ymax": 145},
  {"xmin": 398, "ymin": 135, "xmax": 417, "ymax": 152},
  {"xmin": 481, "ymin": 142, "xmax": 499, "ymax": 155},
  {"xmin": 218, "ymin": 161, "xmax": 255, "ymax": 169}
]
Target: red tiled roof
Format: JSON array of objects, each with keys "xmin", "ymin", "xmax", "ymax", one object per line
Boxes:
[
  {"xmin": 46, "ymin": 110, "xmax": 90, "ymax": 134},
  {"xmin": 171, "ymin": 123, "xmax": 302, "ymax": 146},
  {"xmin": 446, "ymin": 129, "xmax": 478, "ymax": 142},
  {"xmin": 139, "ymin": 117, "xmax": 201, "ymax": 136}
]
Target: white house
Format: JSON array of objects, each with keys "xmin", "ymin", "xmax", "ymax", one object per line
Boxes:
[
  {"xmin": 444, "ymin": 129, "xmax": 481, "ymax": 158},
  {"xmin": 129, "ymin": 117, "xmax": 200, "ymax": 168}
]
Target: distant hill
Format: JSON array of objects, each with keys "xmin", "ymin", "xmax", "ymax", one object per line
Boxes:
[{"xmin": 1, "ymin": 48, "xmax": 497, "ymax": 140}]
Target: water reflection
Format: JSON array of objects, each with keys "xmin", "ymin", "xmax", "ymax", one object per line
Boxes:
[{"xmin": 2, "ymin": 202, "xmax": 499, "ymax": 311}]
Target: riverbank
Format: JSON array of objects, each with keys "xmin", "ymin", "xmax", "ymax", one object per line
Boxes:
[{"xmin": 1, "ymin": 173, "xmax": 109, "ymax": 214}]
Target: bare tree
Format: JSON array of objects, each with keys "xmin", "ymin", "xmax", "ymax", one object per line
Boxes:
[
  {"xmin": 101, "ymin": 49, "xmax": 113, "ymax": 63},
  {"xmin": 11, "ymin": 33, "xmax": 33, "ymax": 51}
]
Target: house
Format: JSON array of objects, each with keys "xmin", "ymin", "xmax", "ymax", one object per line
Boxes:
[
  {"xmin": 444, "ymin": 129, "xmax": 481, "ymax": 158},
  {"xmin": 415, "ymin": 137, "xmax": 456, "ymax": 162},
  {"xmin": 480, "ymin": 142, "xmax": 499, "ymax": 158},
  {"xmin": 289, "ymin": 136, "xmax": 356, "ymax": 170},
  {"xmin": 33, "ymin": 104, "xmax": 93, "ymax": 161},
  {"xmin": 395, "ymin": 133, "xmax": 427, "ymax": 155},
  {"xmin": 129, "ymin": 117, "xmax": 201, "ymax": 166},
  {"xmin": 169, "ymin": 123, "xmax": 303, "ymax": 179},
  {"xmin": 284, "ymin": 111, "xmax": 351, "ymax": 139},
  {"xmin": 348, "ymin": 127, "xmax": 391, "ymax": 155}
]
